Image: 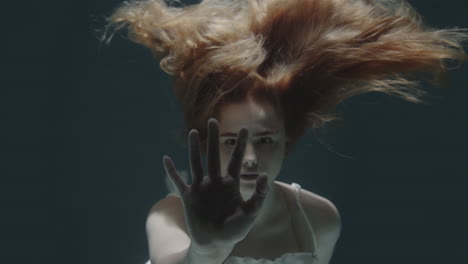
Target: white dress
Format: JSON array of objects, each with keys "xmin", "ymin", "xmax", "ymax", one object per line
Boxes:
[{"xmin": 145, "ymin": 182, "xmax": 319, "ymax": 264}]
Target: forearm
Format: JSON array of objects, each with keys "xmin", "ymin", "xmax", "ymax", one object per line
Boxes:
[
  {"xmin": 182, "ymin": 244, "xmax": 234, "ymax": 264},
  {"xmin": 154, "ymin": 243, "xmax": 234, "ymax": 264}
]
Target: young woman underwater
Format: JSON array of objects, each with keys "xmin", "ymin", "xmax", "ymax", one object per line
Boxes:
[{"xmin": 101, "ymin": 0, "xmax": 467, "ymax": 263}]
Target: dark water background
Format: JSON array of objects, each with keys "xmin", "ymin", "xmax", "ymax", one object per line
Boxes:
[{"xmin": 2, "ymin": 0, "xmax": 467, "ymax": 264}]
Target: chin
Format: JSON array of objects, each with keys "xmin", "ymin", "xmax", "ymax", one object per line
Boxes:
[{"xmin": 240, "ymin": 189, "xmax": 254, "ymax": 201}]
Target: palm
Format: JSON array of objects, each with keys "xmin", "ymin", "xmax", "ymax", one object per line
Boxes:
[
  {"xmin": 163, "ymin": 118, "xmax": 269, "ymax": 249},
  {"xmin": 184, "ymin": 176, "xmax": 250, "ymax": 247}
]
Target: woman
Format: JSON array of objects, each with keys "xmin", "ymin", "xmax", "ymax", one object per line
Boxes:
[
  {"xmin": 155, "ymin": 100, "xmax": 341, "ymax": 264},
  {"xmin": 102, "ymin": 0, "xmax": 467, "ymax": 263}
]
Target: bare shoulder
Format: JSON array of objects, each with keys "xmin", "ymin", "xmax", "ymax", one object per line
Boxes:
[
  {"xmin": 275, "ymin": 181, "xmax": 341, "ymax": 243},
  {"xmin": 146, "ymin": 194, "xmax": 186, "ymax": 230},
  {"xmin": 146, "ymin": 195, "xmax": 190, "ymax": 261}
]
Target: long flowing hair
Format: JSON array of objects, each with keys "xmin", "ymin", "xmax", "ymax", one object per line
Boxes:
[{"xmin": 101, "ymin": 0, "xmax": 467, "ymax": 152}]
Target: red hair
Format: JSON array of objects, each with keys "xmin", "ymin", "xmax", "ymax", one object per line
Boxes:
[{"xmin": 102, "ymin": 0, "xmax": 467, "ymax": 152}]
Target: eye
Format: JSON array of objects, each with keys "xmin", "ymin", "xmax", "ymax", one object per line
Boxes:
[
  {"xmin": 257, "ymin": 137, "xmax": 273, "ymax": 144},
  {"xmin": 223, "ymin": 138, "xmax": 237, "ymax": 146}
]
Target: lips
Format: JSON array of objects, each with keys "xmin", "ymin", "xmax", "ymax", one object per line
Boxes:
[{"xmin": 240, "ymin": 173, "xmax": 259, "ymax": 181}]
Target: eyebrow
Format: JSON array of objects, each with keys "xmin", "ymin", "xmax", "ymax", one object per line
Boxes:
[{"xmin": 220, "ymin": 129, "xmax": 278, "ymax": 137}]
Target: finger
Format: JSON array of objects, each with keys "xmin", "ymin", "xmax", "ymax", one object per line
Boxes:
[
  {"xmin": 163, "ymin": 156, "xmax": 189, "ymax": 195},
  {"xmin": 242, "ymin": 173, "xmax": 269, "ymax": 216},
  {"xmin": 189, "ymin": 129, "xmax": 203, "ymax": 188},
  {"xmin": 206, "ymin": 118, "xmax": 221, "ymax": 182},
  {"xmin": 227, "ymin": 127, "xmax": 248, "ymax": 180}
]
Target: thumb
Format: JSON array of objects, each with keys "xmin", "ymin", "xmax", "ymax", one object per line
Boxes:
[{"xmin": 242, "ymin": 173, "xmax": 269, "ymax": 216}]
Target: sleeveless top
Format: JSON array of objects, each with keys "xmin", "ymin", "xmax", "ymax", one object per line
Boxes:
[
  {"xmin": 222, "ymin": 182, "xmax": 319, "ymax": 264},
  {"xmin": 145, "ymin": 182, "xmax": 319, "ymax": 264}
]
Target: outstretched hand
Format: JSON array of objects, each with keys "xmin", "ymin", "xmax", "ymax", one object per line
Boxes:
[{"xmin": 163, "ymin": 118, "xmax": 269, "ymax": 250}]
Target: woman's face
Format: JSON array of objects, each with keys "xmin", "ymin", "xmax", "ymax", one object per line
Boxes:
[{"xmin": 217, "ymin": 97, "xmax": 287, "ymax": 199}]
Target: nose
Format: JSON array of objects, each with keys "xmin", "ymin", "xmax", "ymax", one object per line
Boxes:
[{"xmin": 242, "ymin": 143, "xmax": 258, "ymax": 170}]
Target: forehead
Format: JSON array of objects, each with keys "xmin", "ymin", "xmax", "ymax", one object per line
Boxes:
[{"xmin": 217, "ymin": 98, "xmax": 282, "ymax": 132}]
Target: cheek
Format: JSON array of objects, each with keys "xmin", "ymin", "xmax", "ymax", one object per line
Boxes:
[{"xmin": 258, "ymin": 145, "xmax": 285, "ymax": 167}]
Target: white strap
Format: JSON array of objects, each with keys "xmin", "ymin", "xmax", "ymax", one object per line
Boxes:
[{"xmin": 291, "ymin": 183, "xmax": 318, "ymax": 256}]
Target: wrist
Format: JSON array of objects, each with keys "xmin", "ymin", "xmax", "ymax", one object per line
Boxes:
[
  {"xmin": 190, "ymin": 242, "xmax": 234, "ymax": 255},
  {"xmin": 186, "ymin": 243, "xmax": 234, "ymax": 264}
]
